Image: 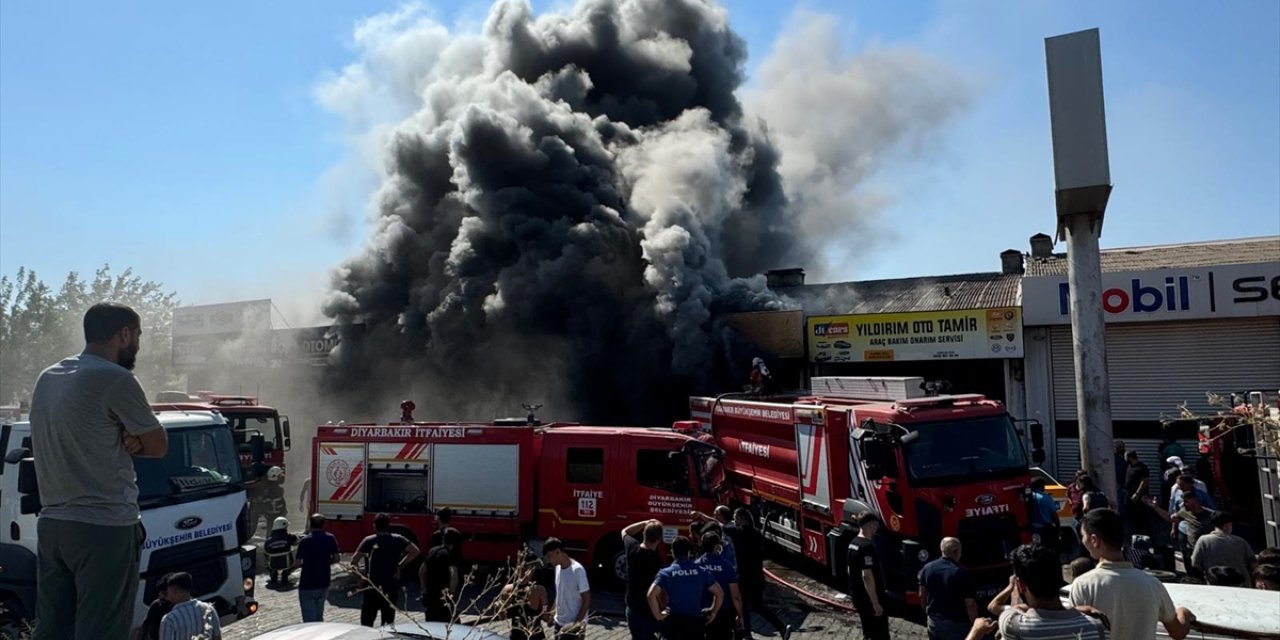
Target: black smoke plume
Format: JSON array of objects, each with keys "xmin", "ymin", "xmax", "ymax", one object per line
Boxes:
[{"xmin": 319, "ymin": 0, "xmax": 967, "ymax": 424}]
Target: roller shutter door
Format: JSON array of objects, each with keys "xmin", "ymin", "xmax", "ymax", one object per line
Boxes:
[{"xmin": 1050, "ymin": 318, "xmax": 1280, "ymax": 422}]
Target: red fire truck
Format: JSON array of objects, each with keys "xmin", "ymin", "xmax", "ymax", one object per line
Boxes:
[
  {"xmin": 306, "ymin": 405, "xmax": 726, "ymax": 583},
  {"xmin": 153, "ymin": 391, "xmax": 291, "ymax": 473},
  {"xmin": 682, "ymin": 376, "xmax": 1040, "ymax": 602}
]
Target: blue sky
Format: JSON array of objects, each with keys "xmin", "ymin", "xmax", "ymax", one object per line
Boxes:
[{"xmin": 2, "ymin": 0, "xmax": 1277, "ymax": 325}]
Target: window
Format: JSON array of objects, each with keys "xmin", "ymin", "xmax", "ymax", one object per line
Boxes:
[
  {"xmin": 637, "ymin": 449, "xmax": 689, "ymax": 495},
  {"xmin": 566, "ymin": 448, "xmax": 604, "ymax": 484}
]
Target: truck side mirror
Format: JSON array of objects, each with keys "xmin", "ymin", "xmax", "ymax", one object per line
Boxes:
[
  {"xmin": 250, "ymin": 433, "xmax": 266, "ymax": 464},
  {"xmin": 16, "ymin": 456, "xmax": 41, "ymax": 515},
  {"xmin": 282, "ymin": 416, "xmax": 291, "ymax": 451},
  {"xmin": 861, "ymin": 440, "xmax": 895, "ymax": 479},
  {"xmin": 1029, "ymin": 421, "xmax": 1045, "ymax": 450},
  {"xmin": 1030, "ymin": 421, "xmax": 1045, "ymax": 464},
  {"xmin": 865, "ymin": 462, "xmax": 885, "ymax": 480}
]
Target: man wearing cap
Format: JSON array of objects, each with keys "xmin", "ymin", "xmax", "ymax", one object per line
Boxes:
[{"xmin": 847, "ymin": 512, "xmax": 889, "ymax": 640}]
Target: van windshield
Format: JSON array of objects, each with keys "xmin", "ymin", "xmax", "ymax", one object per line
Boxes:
[
  {"xmin": 903, "ymin": 415, "xmax": 1026, "ymax": 485},
  {"xmin": 135, "ymin": 424, "xmax": 243, "ymax": 507}
]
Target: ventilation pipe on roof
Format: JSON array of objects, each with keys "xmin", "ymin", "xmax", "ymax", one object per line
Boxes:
[
  {"xmin": 1030, "ymin": 233, "xmax": 1055, "ymax": 258},
  {"xmin": 1000, "ymin": 249, "xmax": 1025, "ymax": 275}
]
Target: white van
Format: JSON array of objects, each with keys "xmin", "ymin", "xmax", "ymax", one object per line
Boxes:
[{"xmin": 0, "ymin": 410, "xmax": 258, "ymax": 632}]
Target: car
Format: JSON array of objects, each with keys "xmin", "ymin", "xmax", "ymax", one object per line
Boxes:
[
  {"xmin": 250, "ymin": 622, "xmax": 509, "ymax": 640},
  {"xmin": 814, "ymin": 352, "xmax": 832, "ymax": 362},
  {"xmin": 833, "ymin": 340, "xmax": 852, "ymax": 349}
]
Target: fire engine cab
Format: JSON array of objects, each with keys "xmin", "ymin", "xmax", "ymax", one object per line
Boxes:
[
  {"xmin": 307, "ymin": 404, "xmax": 726, "ymax": 584},
  {"xmin": 685, "ymin": 376, "xmax": 1040, "ymax": 602},
  {"xmin": 153, "ymin": 391, "xmax": 291, "ymax": 475}
]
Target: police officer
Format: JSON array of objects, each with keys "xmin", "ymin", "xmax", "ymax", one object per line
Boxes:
[
  {"xmin": 648, "ymin": 537, "xmax": 724, "ymax": 640},
  {"xmin": 695, "ymin": 533, "xmax": 743, "ymax": 640},
  {"xmin": 847, "ymin": 513, "xmax": 889, "ymax": 640}
]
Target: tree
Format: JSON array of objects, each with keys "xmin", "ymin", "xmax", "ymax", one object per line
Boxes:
[{"xmin": 0, "ymin": 265, "xmax": 179, "ymax": 404}]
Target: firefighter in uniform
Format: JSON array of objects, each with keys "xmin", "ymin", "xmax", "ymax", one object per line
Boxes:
[
  {"xmin": 249, "ymin": 465, "xmax": 288, "ymax": 534},
  {"xmin": 263, "ymin": 516, "xmax": 299, "ymax": 586},
  {"xmin": 648, "ymin": 536, "xmax": 724, "ymax": 640}
]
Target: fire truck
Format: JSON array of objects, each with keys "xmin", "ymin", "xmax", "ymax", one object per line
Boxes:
[
  {"xmin": 153, "ymin": 391, "xmax": 291, "ymax": 473},
  {"xmin": 306, "ymin": 404, "xmax": 726, "ymax": 584},
  {"xmin": 682, "ymin": 376, "xmax": 1041, "ymax": 602}
]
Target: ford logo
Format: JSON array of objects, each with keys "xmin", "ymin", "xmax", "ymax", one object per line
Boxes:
[
  {"xmin": 975, "ymin": 494, "xmax": 996, "ymax": 505},
  {"xmin": 175, "ymin": 516, "xmax": 202, "ymax": 530}
]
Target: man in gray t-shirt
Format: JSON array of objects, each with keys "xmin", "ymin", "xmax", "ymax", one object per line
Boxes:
[
  {"xmin": 30, "ymin": 303, "xmax": 168, "ymax": 640},
  {"xmin": 1191, "ymin": 511, "xmax": 1256, "ymax": 579}
]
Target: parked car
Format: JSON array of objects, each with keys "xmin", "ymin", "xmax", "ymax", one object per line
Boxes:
[{"xmin": 251, "ymin": 622, "xmax": 508, "ymax": 640}]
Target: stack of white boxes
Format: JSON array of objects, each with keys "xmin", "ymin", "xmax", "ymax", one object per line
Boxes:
[{"xmin": 810, "ymin": 376, "xmax": 926, "ymax": 402}]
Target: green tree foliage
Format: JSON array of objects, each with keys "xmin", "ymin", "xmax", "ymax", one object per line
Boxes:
[{"xmin": 0, "ymin": 265, "xmax": 178, "ymax": 405}]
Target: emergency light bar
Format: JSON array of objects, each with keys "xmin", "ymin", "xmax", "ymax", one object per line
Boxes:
[
  {"xmin": 893, "ymin": 394, "xmax": 986, "ymax": 410},
  {"xmin": 208, "ymin": 396, "xmax": 259, "ymax": 406}
]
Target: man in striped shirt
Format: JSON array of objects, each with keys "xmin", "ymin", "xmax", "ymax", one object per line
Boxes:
[
  {"xmin": 160, "ymin": 572, "xmax": 222, "ymax": 640},
  {"xmin": 996, "ymin": 544, "xmax": 1108, "ymax": 640}
]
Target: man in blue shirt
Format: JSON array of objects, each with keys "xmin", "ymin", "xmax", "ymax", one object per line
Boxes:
[
  {"xmin": 1028, "ymin": 478, "xmax": 1061, "ymax": 551},
  {"xmin": 649, "ymin": 536, "xmax": 723, "ymax": 640},
  {"xmin": 695, "ymin": 533, "xmax": 744, "ymax": 640},
  {"xmin": 916, "ymin": 537, "xmax": 977, "ymax": 640},
  {"xmin": 293, "ymin": 513, "xmax": 341, "ymax": 622}
]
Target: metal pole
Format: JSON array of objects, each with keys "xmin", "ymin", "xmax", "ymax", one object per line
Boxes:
[{"xmin": 1064, "ymin": 214, "xmax": 1116, "ymax": 504}]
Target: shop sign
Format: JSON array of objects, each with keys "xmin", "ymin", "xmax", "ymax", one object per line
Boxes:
[
  {"xmin": 1022, "ymin": 262, "xmax": 1280, "ymax": 325},
  {"xmin": 807, "ymin": 308, "xmax": 1022, "ymax": 363}
]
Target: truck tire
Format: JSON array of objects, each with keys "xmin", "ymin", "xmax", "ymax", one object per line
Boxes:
[{"xmin": 593, "ymin": 537, "xmax": 627, "ymax": 590}]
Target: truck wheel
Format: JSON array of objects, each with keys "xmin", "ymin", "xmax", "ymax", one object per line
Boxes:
[{"xmin": 593, "ymin": 540, "xmax": 627, "ymax": 590}]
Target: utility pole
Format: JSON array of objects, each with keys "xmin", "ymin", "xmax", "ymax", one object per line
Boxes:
[{"xmin": 1045, "ymin": 29, "xmax": 1117, "ymax": 504}]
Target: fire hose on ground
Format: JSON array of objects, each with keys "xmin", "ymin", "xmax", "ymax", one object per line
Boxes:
[{"xmin": 763, "ymin": 567, "xmax": 856, "ymax": 614}]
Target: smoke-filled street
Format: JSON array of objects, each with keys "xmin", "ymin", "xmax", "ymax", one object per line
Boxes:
[{"xmin": 3, "ymin": 0, "xmax": 1279, "ymax": 639}]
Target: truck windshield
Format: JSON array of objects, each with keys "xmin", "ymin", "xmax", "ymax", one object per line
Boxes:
[
  {"xmin": 135, "ymin": 424, "xmax": 243, "ymax": 507},
  {"xmin": 903, "ymin": 415, "xmax": 1026, "ymax": 485},
  {"xmin": 228, "ymin": 413, "xmax": 280, "ymax": 451}
]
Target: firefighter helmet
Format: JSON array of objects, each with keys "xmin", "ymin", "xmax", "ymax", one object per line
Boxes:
[
  {"xmin": 272, "ymin": 517, "xmax": 289, "ymax": 532},
  {"xmin": 267, "ymin": 466, "xmax": 285, "ymax": 482}
]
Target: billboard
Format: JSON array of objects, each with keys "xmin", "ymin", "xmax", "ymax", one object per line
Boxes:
[
  {"xmin": 172, "ymin": 300, "xmax": 273, "ymax": 369},
  {"xmin": 1022, "ymin": 262, "xmax": 1280, "ymax": 325},
  {"xmin": 807, "ymin": 308, "xmax": 1023, "ymax": 363}
]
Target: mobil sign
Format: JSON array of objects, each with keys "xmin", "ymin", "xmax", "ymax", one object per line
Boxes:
[{"xmin": 1022, "ymin": 261, "xmax": 1280, "ymax": 325}]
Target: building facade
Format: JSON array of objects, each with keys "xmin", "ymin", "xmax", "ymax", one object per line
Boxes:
[{"xmin": 1020, "ymin": 236, "xmax": 1280, "ymax": 486}]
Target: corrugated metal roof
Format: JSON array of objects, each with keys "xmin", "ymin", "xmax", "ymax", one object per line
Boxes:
[
  {"xmin": 783, "ymin": 272, "xmax": 1022, "ymax": 316},
  {"xmin": 1025, "ymin": 236, "xmax": 1280, "ymax": 277}
]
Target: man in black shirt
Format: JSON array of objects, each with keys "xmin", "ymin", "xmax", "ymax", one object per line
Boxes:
[
  {"xmin": 917, "ymin": 537, "xmax": 976, "ymax": 640},
  {"xmin": 422, "ymin": 527, "xmax": 462, "ymax": 622},
  {"xmin": 429, "ymin": 508, "xmax": 466, "ymax": 574},
  {"xmin": 732, "ymin": 509, "xmax": 790, "ymax": 640},
  {"xmin": 1124, "ymin": 450, "xmax": 1152, "ymax": 536},
  {"xmin": 351, "ymin": 513, "xmax": 420, "ymax": 627},
  {"xmin": 621, "ymin": 518, "xmax": 664, "ymax": 640},
  {"xmin": 847, "ymin": 513, "xmax": 889, "ymax": 640}
]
